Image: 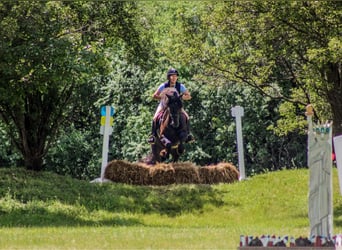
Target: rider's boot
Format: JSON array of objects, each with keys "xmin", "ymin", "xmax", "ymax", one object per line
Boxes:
[{"xmin": 148, "ymin": 121, "xmax": 157, "ymax": 144}]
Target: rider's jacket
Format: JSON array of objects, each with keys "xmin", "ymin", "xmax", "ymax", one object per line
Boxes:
[
  {"xmin": 164, "ymin": 81, "xmax": 181, "ymax": 94},
  {"xmin": 157, "ymin": 81, "xmax": 187, "ymax": 95}
]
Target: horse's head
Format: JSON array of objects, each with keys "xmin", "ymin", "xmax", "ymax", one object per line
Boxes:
[{"xmin": 166, "ymin": 91, "xmax": 183, "ymax": 128}]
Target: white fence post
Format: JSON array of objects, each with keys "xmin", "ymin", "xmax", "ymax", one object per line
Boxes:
[
  {"xmin": 231, "ymin": 106, "xmax": 246, "ymax": 181},
  {"xmin": 334, "ymin": 135, "xmax": 342, "ymax": 195},
  {"xmin": 91, "ymin": 105, "xmax": 114, "ymax": 183},
  {"xmin": 306, "ymin": 104, "xmax": 333, "ymax": 238}
]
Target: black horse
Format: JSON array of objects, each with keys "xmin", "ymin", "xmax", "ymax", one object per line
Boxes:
[{"xmin": 150, "ymin": 88, "xmax": 189, "ymax": 164}]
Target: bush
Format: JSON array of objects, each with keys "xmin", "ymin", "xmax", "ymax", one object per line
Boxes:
[
  {"xmin": 0, "ymin": 123, "xmax": 22, "ymax": 167},
  {"xmin": 45, "ymin": 126, "xmax": 102, "ymax": 180}
]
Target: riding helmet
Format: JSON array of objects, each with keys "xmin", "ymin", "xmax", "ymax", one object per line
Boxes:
[{"xmin": 167, "ymin": 68, "xmax": 179, "ymax": 79}]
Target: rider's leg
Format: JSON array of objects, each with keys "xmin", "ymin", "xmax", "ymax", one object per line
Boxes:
[
  {"xmin": 148, "ymin": 120, "xmax": 157, "ymax": 143},
  {"xmin": 181, "ymin": 109, "xmax": 194, "ymax": 143},
  {"xmin": 148, "ymin": 104, "xmax": 163, "ymax": 144}
]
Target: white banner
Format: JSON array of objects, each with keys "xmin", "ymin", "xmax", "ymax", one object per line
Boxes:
[{"xmin": 334, "ymin": 135, "xmax": 342, "ymax": 195}]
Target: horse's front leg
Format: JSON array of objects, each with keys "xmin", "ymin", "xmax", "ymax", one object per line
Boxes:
[
  {"xmin": 151, "ymin": 143, "xmax": 161, "ymax": 163},
  {"xmin": 160, "ymin": 148, "xmax": 169, "ymax": 161}
]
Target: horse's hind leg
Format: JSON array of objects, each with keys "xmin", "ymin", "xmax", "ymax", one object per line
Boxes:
[
  {"xmin": 178, "ymin": 143, "xmax": 184, "ymax": 155},
  {"xmin": 172, "ymin": 153, "xmax": 180, "ymax": 162},
  {"xmin": 171, "ymin": 144, "xmax": 184, "ymax": 162}
]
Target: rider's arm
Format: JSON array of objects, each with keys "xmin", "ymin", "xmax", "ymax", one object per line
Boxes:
[
  {"xmin": 152, "ymin": 90, "xmax": 161, "ymax": 100},
  {"xmin": 182, "ymin": 90, "xmax": 191, "ymax": 100},
  {"xmin": 180, "ymin": 84, "xmax": 191, "ymax": 100},
  {"xmin": 152, "ymin": 84, "xmax": 165, "ymax": 100}
]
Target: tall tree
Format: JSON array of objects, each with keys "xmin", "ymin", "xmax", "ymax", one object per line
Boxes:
[
  {"xmin": 0, "ymin": 1, "xmax": 151, "ymax": 170},
  {"xmin": 166, "ymin": 1, "xmax": 342, "ymax": 135}
]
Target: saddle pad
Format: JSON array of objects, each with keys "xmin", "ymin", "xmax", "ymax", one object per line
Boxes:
[{"xmin": 155, "ymin": 111, "xmax": 164, "ymax": 123}]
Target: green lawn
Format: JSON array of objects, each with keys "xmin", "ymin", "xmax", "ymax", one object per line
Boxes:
[{"xmin": 1, "ymin": 167, "xmax": 342, "ymax": 249}]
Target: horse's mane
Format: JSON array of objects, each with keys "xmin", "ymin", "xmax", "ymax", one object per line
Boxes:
[{"xmin": 160, "ymin": 87, "xmax": 179, "ymax": 108}]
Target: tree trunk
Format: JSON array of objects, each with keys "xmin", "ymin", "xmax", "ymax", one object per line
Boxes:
[
  {"xmin": 24, "ymin": 154, "xmax": 44, "ymax": 171},
  {"xmin": 331, "ymin": 104, "xmax": 342, "ymax": 137},
  {"xmin": 18, "ymin": 94, "xmax": 51, "ymax": 171},
  {"xmin": 327, "ymin": 62, "xmax": 342, "ymax": 137},
  {"xmin": 330, "ymin": 83, "xmax": 342, "ymax": 136}
]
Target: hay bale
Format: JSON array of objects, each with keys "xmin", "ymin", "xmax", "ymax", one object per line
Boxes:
[
  {"xmin": 133, "ymin": 163, "xmax": 152, "ymax": 185},
  {"xmin": 103, "ymin": 161, "xmax": 116, "ymax": 181},
  {"xmin": 172, "ymin": 162, "xmax": 200, "ymax": 184},
  {"xmin": 198, "ymin": 165, "xmax": 211, "ymax": 184},
  {"xmin": 199, "ymin": 162, "xmax": 239, "ymax": 184},
  {"xmin": 104, "ymin": 160, "xmax": 151, "ymax": 185},
  {"xmin": 105, "ymin": 160, "xmax": 238, "ymax": 186},
  {"xmin": 198, "ymin": 165, "xmax": 218, "ymax": 184},
  {"xmin": 216, "ymin": 162, "xmax": 239, "ymax": 183},
  {"xmin": 218, "ymin": 162, "xmax": 240, "ymax": 183},
  {"xmin": 149, "ymin": 163, "xmax": 175, "ymax": 185},
  {"xmin": 104, "ymin": 160, "xmax": 133, "ymax": 183},
  {"xmin": 211, "ymin": 165, "xmax": 226, "ymax": 184}
]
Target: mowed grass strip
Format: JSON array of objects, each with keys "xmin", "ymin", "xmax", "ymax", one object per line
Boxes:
[{"xmin": 1, "ymin": 167, "xmax": 342, "ymax": 249}]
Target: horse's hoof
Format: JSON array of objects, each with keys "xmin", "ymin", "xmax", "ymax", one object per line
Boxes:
[
  {"xmin": 178, "ymin": 144, "xmax": 185, "ymax": 154},
  {"xmin": 160, "ymin": 149, "xmax": 167, "ymax": 158},
  {"xmin": 185, "ymin": 134, "xmax": 195, "ymax": 143},
  {"xmin": 146, "ymin": 160, "xmax": 155, "ymax": 165}
]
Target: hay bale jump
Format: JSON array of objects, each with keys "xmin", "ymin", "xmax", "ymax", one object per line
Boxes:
[
  {"xmin": 198, "ymin": 162, "xmax": 238, "ymax": 184},
  {"xmin": 104, "ymin": 160, "xmax": 151, "ymax": 185},
  {"xmin": 172, "ymin": 162, "xmax": 201, "ymax": 184},
  {"xmin": 104, "ymin": 160, "xmax": 239, "ymax": 185},
  {"xmin": 149, "ymin": 163, "xmax": 175, "ymax": 185}
]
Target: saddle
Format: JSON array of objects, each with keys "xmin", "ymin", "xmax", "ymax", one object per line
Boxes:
[{"xmin": 154, "ymin": 110, "xmax": 164, "ymax": 124}]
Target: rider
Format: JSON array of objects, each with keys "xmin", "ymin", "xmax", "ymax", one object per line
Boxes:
[{"xmin": 148, "ymin": 68, "xmax": 194, "ymax": 144}]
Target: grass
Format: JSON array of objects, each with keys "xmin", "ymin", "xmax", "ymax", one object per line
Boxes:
[{"xmin": 1, "ymin": 166, "xmax": 342, "ymax": 249}]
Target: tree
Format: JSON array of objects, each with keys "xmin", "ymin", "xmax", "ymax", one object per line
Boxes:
[
  {"xmin": 164, "ymin": 1, "xmax": 342, "ymax": 136},
  {"xmin": 0, "ymin": 1, "xmax": 151, "ymax": 170},
  {"xmin": 95, "ymin": 52, "xmax": 155, "ymax": 162}
]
